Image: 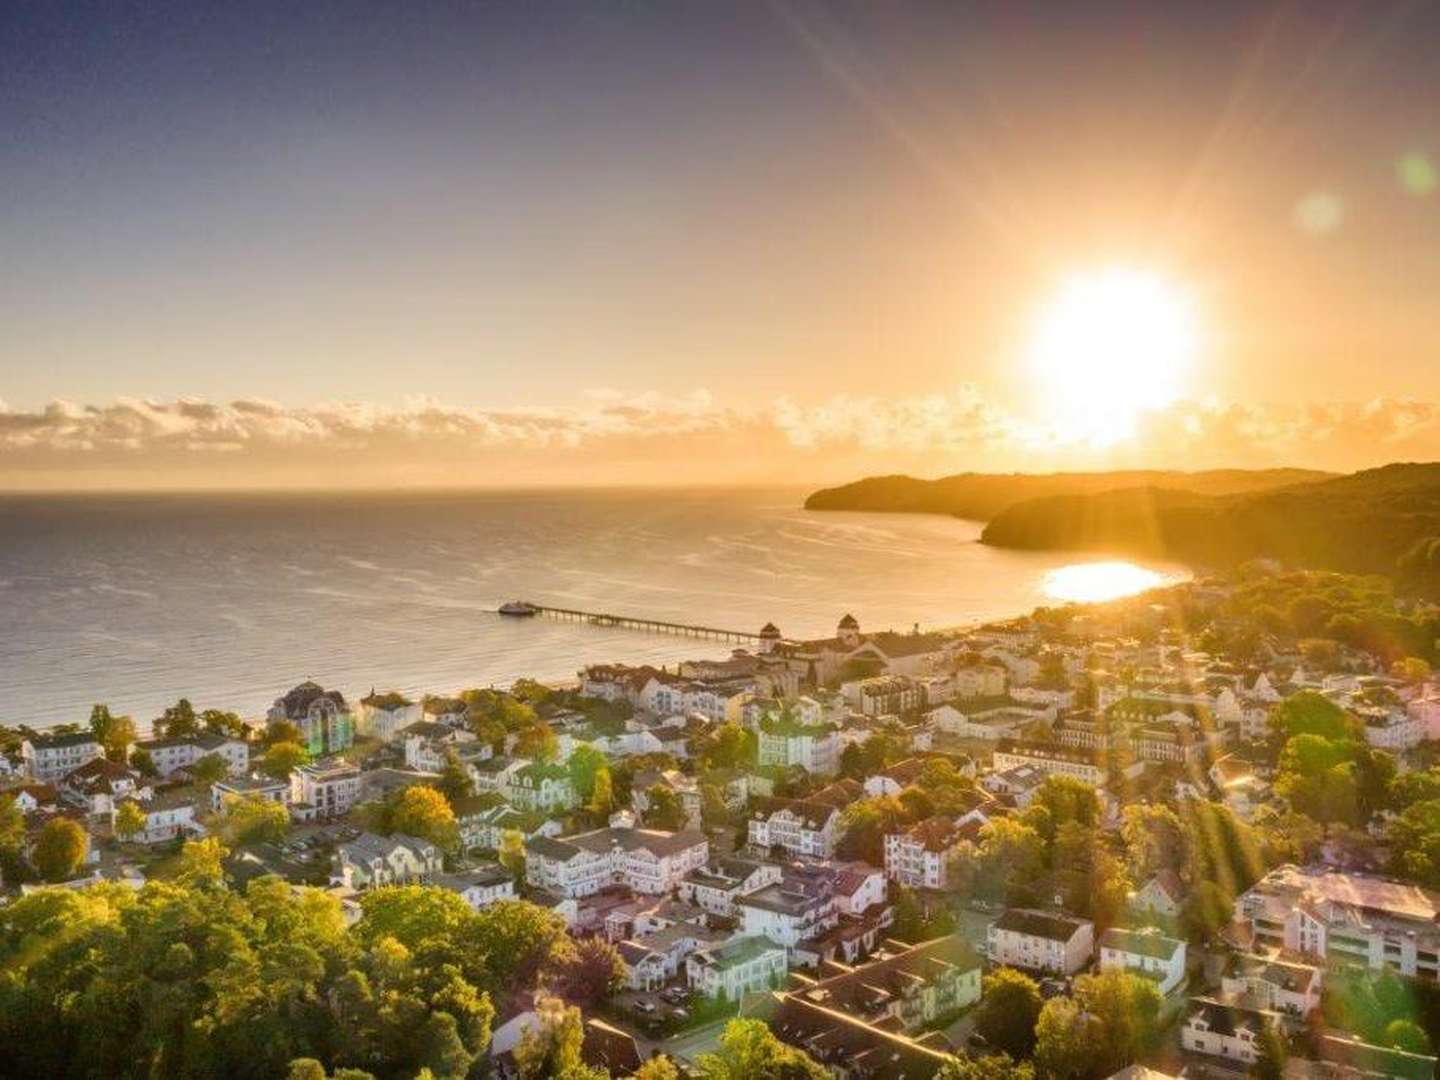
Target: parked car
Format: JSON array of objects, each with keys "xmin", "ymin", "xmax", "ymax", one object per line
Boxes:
[{"xmin": 634, "ymin": 1001, "xmax": 656, "ymax": 1015}]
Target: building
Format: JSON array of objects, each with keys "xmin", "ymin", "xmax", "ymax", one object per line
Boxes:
[
  {"xmin": 1131, "ymin": 869, "xmax": 1185, "ymax": 918},
  {"xmin": 113, "ymin": 789, "xmax": 202, "ymax": 844},
  {"xmin": 748, "ymin": 796, "xmax": 840, "ymax": 859},
  {"xmin": 523, "ymin": 825, "xmax": 709, "ymax": 898},
  {"xmin": 332, "ymin": 831, "xmax": 442, "ymax": 890},
  {"xmin": 763, "ymin": 990, "xmax": 957, "ymax": 1078},
  {"xmin": 884, "ymin": 816, "xmax": 974, "ymax": 891},
  {"xmin": 433, "ymin": 864, "xmax": 516, "ymax": 910},
  {"xmin": 1180, "ymin": 998, "xmax": 1280, "ymax": 1068},
  {"xmin": 679, "ymin": 855, "xmax": 782, "ymax": 915},
  {"xmin": 356, "ymin": 689, "xmax": 420, "ymax": 742},
  {"xmin": 22, "ymin": 731, "xmax": 102, "ymax": 782},
  {"xmin": 687, "ymin": 936, "xmax": 789, "ymax": 1000},
  {"xmin": 267, "ymin": 681, "xmax": 354, "ymax": 756},
  {"xmin": 289, "ymin": 760, "xmax": 362, "ymax": 819},
  {"xmin": 928, "ymin": 696, "xmax": 1052, "ymax": 740},
  {"xmin": 843, "ymin": 675, "xmax": 927, "ymax": 717},
  {"xmin": 60, "ymin": 757, "xmax": 150, "ymax": 817},
  {"xmin": 1220, "ymin": 953, "xmax": 1323, "ymax": 1017},
  {"xmin": 504, "ymin": 761, "xmax": 576, "ymax": 812},
  {"xmin": 211, "ymin": 774, "xmax": 290, "ymax": 813},
  {"xmin": 987, "ymin": 908, "xmax": 1094, "ymax": 974},
  {"xmin": 1098, "ymin": 927, "xmax": 1187, "ymax": 995},
  {"xmin": 402, "ymin": 720, "xmax": 477, "ymax": 772},
  {"xmin": 992, "ymin": 739, "xmax": 1143, "ymax": 785},
  {"xmin": 756, "ymin": 710, "xmax": 840, "ymax": 777},
  {"xmin": 1236, "ymin": 864, "xmax": 1440, "ymax": 979},
  {"xmin": 132, "ymin": 731, "xmax": 248, "ymax": 778}
]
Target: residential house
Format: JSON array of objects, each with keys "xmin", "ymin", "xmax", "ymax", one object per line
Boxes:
[
  {"xmin": 434, "ymin": 863, "xmax": 516, "ymax": 910},
  {"xmin": 211, "ymin": 774, "xmax": 290, "ymax": 813},
  {"xmin": 523, "ymin": 825, "xmax": 709, "ymax": 898},
  {"xmin": 132, "ymin": 731, "xmax": 249, "ymax": 778},
  {"xmin": 1098, "ymin": 927, "xmax": 1187, "ymax": 995},
  {"xmin": 267, "ymin": 681, "xmax": 354, "ymax": 756},
  {"xmin": 1180, "ymin": 998, "xmax": 1280, "ymax": 1068},
  {"xmin": 504, "ymin": 761, "xmax": 576, "ymax": 812},
  {"xmin": 356, "ymin": 689, "xmax": 420, "ymax": 742},
  {"xmin": 1131, "ymin": 869, "xmax": 1185, "ymax": 919},
  {"xmin": 331, "ymin": 831, "xmax": 442, "ymax": 890},
  {"xmin": 987, "ymin": 908, "xmax": 1094, "ymax": 974},
  {"xmin": 113, "ymin": 789, "xmax": 202, "ymax": 844},
  {"xmin": 61, "ymin": 757, "xmax": 150, "ymax": 817},
  {"xmin": 688, "ymin": 936, "xmax": 788, "ymax": 999},
  {"xmin": 289, "ymin": 760, "xmax": 362, "ymax": 820},
  {"xmin": 22, "ymin": 731, "xmax": 102, "ymax": 782},
  {"xmin": 1220, "ymin": 953, "xmax": 1323, "ymax": 1017},
  {"xmin": 679, "ymin": 855, "xmax": 782, "ymax": 915},
  {"xmin": 748, "ymin": 796, "xmax": 840, "ymax": 859},
  {"xmin": 756, "ymin": 709, "xmax": 840, "ymax": 777}
]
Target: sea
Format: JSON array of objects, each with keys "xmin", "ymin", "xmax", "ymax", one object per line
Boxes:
[{"xmin": 0, "ymin": 487, "xmax": 1187, "ymax": 729}]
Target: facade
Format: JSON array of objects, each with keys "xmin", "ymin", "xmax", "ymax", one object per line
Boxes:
[
  {"xmin": 114, "ymin": 790, "xmax": 201, "ymax": 844},
  {"xmin": 22, "ymin": 732, "xmax": 103, "ymax": 782},
  {"xmin": 1180, "ymin": 998, "xmax": 1279, "ymax": 1067},
  {"xmin": 1236, "ymin": 864, "xmax": 1440, "ymax": 980},
  {"xmin": 747, "ymin": 797, "xmax": 840, "ymax": 859},
  {"xmin": 356, "ymin": 690, "xmax": 421, "ymax": 742},
  {"xmin": 679, "ymin": 855, "xmax": 782, "ymax": 915},
  {"xmin": 504, "ymin": 761, "xmax": 577, "ymax": 812},
  {"xmin": 289, "ymin": 761, "xmax": 362, "ymax": 819},
  {"xmin": 523, "ymin": 826, "xmax": 709, "ymax": 898},
  {"xmin": 884, "ymin": 816, "xmax": 970, "ymax": 890},
  {"xmin": 268, "ymin": 681, "xmax": 354, "ymax": 756},
  {"xmin": 1220, "ymin": 954, "xmax": 1323, "ymax": 1017},
  {"xmin": 987, "ymin": 908, "xmax": 1094, "ymax": 974},
  {"xmin": 402, "ymin": 720, "xmax": 477, "ymax": 772},
  {"xmin": 842, "ymin": 674, "xmax": 926, "ymax": 717},
  {"xmin": 991, "ymin": 739, "xmax": 1143, "ymax": 785},
  {"xmin": 756, "ymin": 711, "xmax": 840, "ymax": 777},
  {"xmin": 133, "ymin": 731, "xmax": 248, "ymax": 778},
  {"xmin": 61, "ymin": 757, "xmax": 149, "ymax": 817},
  {"xmin": 332, "ymin": 831, "xmax": 442, "ymax": 890},
  {"xmin": 1098, "ymin": 927, "xmax": 1187, "ymax": 995},
  {"xmin": 686, "ymin": 936, "xmax": 788, "ymax": 999},
  {"xmin": 211, "ymin": 775, "xmax": 290, "ymax": 812}
]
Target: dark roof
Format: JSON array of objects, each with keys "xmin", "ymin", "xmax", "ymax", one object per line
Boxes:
[
  {"xmin": 1185, "ymin": 997, "xmax": 1274, "ymax": 1038},
  {"xmin": 838, "ymin": 614, "xmax": 859, "ymax": 629},
  {"xmin": 752, "ymin": 796, "xmax": 840, "ymax": 832},
  {"xmin": 992, "ymin": 908, "xmax": 1089, "ymax": 942},
  {"xmin": 29, "ymin": 731, "xmax": 99, "ymax": 749},
  {"xmin": 581, "ymin": 1018, "xmax": 643, "ymax": 1076}
]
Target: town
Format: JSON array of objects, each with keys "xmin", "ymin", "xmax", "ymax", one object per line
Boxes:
[{"xmin": 3, "ymin": 565, "xmax": 1440, "ymax": 1080}]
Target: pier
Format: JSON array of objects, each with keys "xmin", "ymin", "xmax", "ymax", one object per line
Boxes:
[{"xmin": 519, "ymin": 603, "xmax": 763, "ymax": 644}]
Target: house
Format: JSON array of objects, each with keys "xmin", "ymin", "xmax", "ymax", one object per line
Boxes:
[
  {"xmin": 523, "ymin": 825, "xmax": 709, "ymax": 898},
  {"xmin": 1131, "ymin": 869, "xmax": 1185, "ymax": 918},
  {"xmin": 113, "ymin": 789, "xmax": 202, "ymax": 844},
  {"xmin": 331, "ymin": 831, "xmax": 442, "ymax": 890},
  {"xmin": 21, "ymin": 731, "xmax": 102, "ymax": 782},
  {"xmin": 579, "ymin": 1018, "xmax": 643, "ymax": 1078},
  {"xmin": 132, "ymin": 731, "xmax": 249, "ymax": 778},
  {"xmin": 763, "ymin": 990, "xmax": 957, "ymax": 1078},
  {"xmin": 687, "ymin": 936, "xmax": 788, "ymax": 1000},
  {"xmin": 402, "ymin": 721, "xmax": 477, "ymax": 772},
  {"xmin": 434, "ymin": 863, "xmax": 517, "ymax": 910},
  {"xmin": 679, "ymin": 855, "xmax": 783, "ymax": 915},
  {"xmin": 356, "ymin": 689, "xmax": 420, "ymax": 742},
  {"xmin": 748, "ymin": 796, "xmax": 840, "ymax": 859},
  {"xmin": 267, "ymin": 681, "xmax": 354, "ymax": 756},
  {"xmin": 992, "ymin": 739, "xmax": 1142, "ymax": 785},
  {"xmin": 756, "ymin": 709, "xmax": 840, "ymax": 777},
  {"xmin": 884, "ymin": 816, "xmax": 975, "ymax": 891},
  {"xmin": 1180, "ymin": 998, "xmax": 1280, "ymax": 1067},
  {"xmin": 61, "ymin": 757, "xmax": 150, "ymax": 816},
  {"xmin": 1098, "ymin": 926, "xmax": 1187, "ymax": 995},
  {"xmin": 982, "ymin": 764, "xmax": 1048, "ymax": 807},
  {"xmin": 211, "ymin": 774, "xmax": 290, "ymax": 813},
  {"xmin": 289, "ymin": 760, "xmax": 362, "ymax": 820},
  {"xmin": 842, "ymin": 674, "xmax": 926, "ymax": 717},
  {"xmin": 784, "ymin": 935, "xmax": 983, "ymax": 1031},
  {"xmin": 928, "ymin": 696, "xmax": 1052, "ymax": 740},
  {"xmin": 1236, "ymin": 864, "xmax": 1440, "ymax": 979},
  {"xmin": 987, "ymin": 908, "xmax": 1094, "ymax": 974},
  {"xmin": 503, "ymin": 761, "xmax": 576, "ymax": 812},
  {"xmin": 1220, "ymin": 953, "xmax": 1323, "ymax": 1017},
  {"xmin": 632, "ymin": 768, "xmax": 701, "ymax": 828}
]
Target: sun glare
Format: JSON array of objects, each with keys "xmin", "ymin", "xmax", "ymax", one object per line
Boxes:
[
  {"xmin": 1027, "ymin": 267, "xmax": 1198, "ymax": 445},
  {"xmin": 1043, "ymin": 560, "xmax": 1168, "ymax": 603}
]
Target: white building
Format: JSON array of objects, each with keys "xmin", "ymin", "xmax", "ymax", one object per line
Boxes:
[
  {"xmin": 289, "ymin": 761, "xmax": 362, "ymax": 819},
  {"xmin": 524, "ymin": 826, "xmax": 709, "ymax": 898},
  {"xmin": 211, "ymin": 774, "xmax": 290, "ymax": 812},
  {"xmin": 687, "ymin": 936, "xmax": 788, "ymax": 999},
  {"xmin": 113, "ymin": 790, "xmax": 202, "ymax": 844},
  {"xmin": 1098, "ymin": 927, "xmax": 1187, "ymax": 995},
  {"xmin": 756, "ymin": 712, "xmax": 840, "ymax": 777},
  {"xmin": 992, "ymin": 740, "xmax": 1142, "ymax": 786},
  {"xmin": 22, "ymin": 732, "xmax": 102, "ymax": 782},
  {"xmin": 679, "ymin": 855, "xmax": 782, "ymax": 916},
  {"xmin": 1180, "ymin": 998, "xmax": 1279, "ymax": 1067},
  {"xmin": 332, "ymin": 831, "xmax": 442, "ymax": 890},
  {"xmin": 133, "ymin": 731, "xmax": 248, "ymax": 778},
  {"xmin": 356, "ymin": 690, "xmax": 421, "ymax": 742},
  {"xmin": 1220, "ymin": 954, "xmax": 1323, "ymax": 1018},
  {"xmin": 61, "ymin": 757, "xmax": 150, "ymax": 817},
  {"xmin": 747, "ymin": 797, "xmax": 840, "ymax": 859},
  {"xmin": 503, "ymin": 761, "xmax": 577, "ymax": 812},
  {"xmin": 987, "ymin": 908, "xmax": 1094, "ymax": 975},
  {"xmin": 402, "ymin": 720, "xmax": 477, "ymax": 772},
  {"xmin": 884, "ymin": 816, "xmax": 975, "ymax": 891},
  {"xmin": 434, "ymin": 864, "xmax": 516, "ymax": 910},
  {"xmin": 1236, "ymin": 864, "xmax": 1440, "ymax": 980}
]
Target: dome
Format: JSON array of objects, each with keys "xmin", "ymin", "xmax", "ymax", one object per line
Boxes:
[{"xmin": 838, "ymin": 613, "xmax": 859, "ymax": 629}]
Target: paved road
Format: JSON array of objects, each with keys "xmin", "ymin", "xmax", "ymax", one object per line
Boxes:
[{"xmin": 658, "ymin": 1017, "xmax": 732, "ymax": 1064}]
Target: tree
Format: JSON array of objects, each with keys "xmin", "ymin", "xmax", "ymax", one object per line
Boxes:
[
  {"xmin": 261, "ymin": 740, "xmax": 310, "ymax": 780},
  {"xmin": 1068, "ymin": 968, "xmax": 1162, "ymax": 1077},
  {"xmin": 635, "ymin": 1057, "xmax": 682, "ymax": 1080},
  {"xmin": 190, "ymin": 752, "xmax": 229, "ymax": 786},
  {"xmin": 514, "ymin": 995, "xmax": 594, "ymax": 1079},
  {"xmin": 0, "ymin": 794, "xmax": 26, "ymax": 856},
  {"xmin": 1254, "ymin": 1024, "xmax": 1289, "ymax": 1080},
  {"xmin": 514, "ymin": 724, "xmax": 559, "ymax": 764},
  {"xmin": 702, "ymin": 723, "xmax": 757, "ymax": 771},
  {"xmin": 836, "ymin": 796, "xmax": 907, "ymax": 865},
  {"xmin": 266, "ymin": 719, "xmax": 304, "ymax": 746},
  {"xmin": 201, "ymin": 708, "xmax": 247, "ymax": 737},
  {"xmin": 1392, "ymin": 657, "xmax": 1432, "ymax": 682},
  {"xmin": 154, "ymin": 697, "xmax": 200, "ymax": 739},
  {"xmin": 438, "ymin": 752, "xmax": 475, "ymax": 806},
  {"xmin": 1120, "ymin": 803, "xmax": 1186, "ymax": 881},
  {"xmin": 975, "ymin": 967, "xmax": 1043, "ymax": 1059},
  {"xmin": 32, "ymin": 817, "xmax": 88, "ymax": 882},
  {"xmin": 974, "ymin": 817, "xmax": 1045, "ymax": 902},
  {"xmin": 114, "ymin": 799, "xmax": 147, "ymax": 843},
  {"xmin": 1029, "ymin": 775, "xmax": 1100, "ymax": 842},
  {"xmin": 224, "ymin": 794, "xmax": 292, "ymax": 845},
  {"xmin": 389, "ymin": 785, "xmax": 460, "ymax": 850},
  {"xmin": 1385, "ymin": 1018, "xmax": 1432, "ymax": 1055},
  {"xmin": 543, "ymin": 935, "xmax": 626, "ymax": 1003},
  {"xmin": 936, "ymin": 1057, "xmax": 1035, "ymax": 1080},
  {"xmin": 287, "ymin": 1060, "xmax": 327, "ymax": 1080},
  {"xmin": 567, "ymin": 745, "xmax": 608, "ymax": 802},
  {"xmin": 694, "ymin": 1018, "xmax": 829, "ymax": 1080},
  {"xmin": 1033, "ymin": 996, "xmax": 1102, "ymax": 1080},
  {"xmin": 1271, "ymin": 691, "xmax": 1356, "ymax": 742},
  {"xmin": 589, "ymin": 766, "xmax": 614, "ymax": 817},
  {"xmin": 643, "ymin": 785, "xmax": 688, "ymax": 830},
  {"xmin": 499, "ymin": 829, "xmax": 527, "ymax": 879},
  {"xmin": 174, "ymin": 837, "xmax": 229, "ymax": 888},
  {"xmin": 129, "ymin": 746, "xmax": 158, "ymax": 777},
  {"xmin": 89, "ymin": 704, "xmax": 138, "ymax": 761}
]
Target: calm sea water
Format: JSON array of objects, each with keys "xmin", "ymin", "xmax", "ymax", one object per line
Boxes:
[{"xmin": 0, "ymin": 488, "xmax": 1186, "ymax": 729}]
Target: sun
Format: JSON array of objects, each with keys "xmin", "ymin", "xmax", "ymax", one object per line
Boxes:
[{"xmin": 1027, "ymin": 267, "xmax": 1199, "ymax": 445}]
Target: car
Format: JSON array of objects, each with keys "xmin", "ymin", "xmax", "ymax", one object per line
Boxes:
[
  {"xmin": 967, "ymin": 1033, "xmax": 989, "ymax": 1050},
  {"xmin": 671, "ymin": 1008, "xmax": 688, "ymax": 1021},
  {"xmin": 662, "ymin": 988, "xmax": 688, "ymax": 1004},
  {"xmin": 634, "ymin": 1001, "xmax": 656, "ymax": 1014}
]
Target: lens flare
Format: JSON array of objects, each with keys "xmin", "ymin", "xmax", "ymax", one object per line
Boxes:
[{"xmin": 1043, "ymin": 561, "xmax": 1168, "ymax": 603}]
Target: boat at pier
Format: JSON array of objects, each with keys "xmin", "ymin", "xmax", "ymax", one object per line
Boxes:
[{"xmin": 498, "ymin": 600, "xmax": 540, "ymax": 616}]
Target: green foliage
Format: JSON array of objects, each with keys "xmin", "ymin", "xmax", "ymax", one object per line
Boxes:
[
  {"xmin": 642, "ymin": 785, "xmax": 687, "ymax": 831},
  {"xmin": 836, "ymin": 796, "xmax": 907, "ymax": 865},
  {"xmin": 1034, "ymin": 969, "xmax": 1161, "ymax": 1079},
  {"xmin": 114, "ymin": 799, "xmax": 147, "ymax": 842},
  {"xmin": 224, "ymin": 794, "xmax": 292, "ymax": 845},
  {"xmin": 0, "ymin": 793, "xmax": 24, "ymax": 854},
  {"xmin": 1324, "ymin": 971, "xmax": 1436, "ymax": 1052},
  {"xmin": 155, "ymin": 697, "xmax": 201, "ymax": 739},
  {"xmin": 33, "ymin": 816, "xmax": 89, "ymax": 882},
  {"xmin": 973, "ymin": 816, "xmax": 1045, "ymax": 902},
  {"xmin": 436, "ymin": 752, "xmax": 474, "ymax": 806},
  {"xmin": 498, "ymin": 829, "xmax": 527, "ymax": 879},
  {"xmin": 936, "ymin": 1056, "xmax": 1035, "ymax": 1080},
  {"xmin": 694, "ymin": 1018, "xmax": 829, "ymax": 1080},
  {"xmin": 975, "ymin": 967, "xmax": 1043, "ymax": 1059},
  {"xmin": 699, "ymin": 723, "xmax": 757, "ymax": 771},
  {"xmin": 130, "ymin": 746, "xmax": 158, "ymax": 777},
  {"xmin": 190, "ymin": 752, "xmax": 230, "ymax": 786},
  {"xmin": 566, "ymin": 745, "xmax": 608, "ymax": 802},
  {"xmin": 1271, "ymin": 691, "xmax": 1358, "ymax": 742},
  {"xmin": 1275, "ymin": 729, "xmax": 1394, "ymax": 826},
  {"xmin": 514, "ymin": 723, "xmax": 560, "ymax": 764},
  {"xmin": 261, "ymin": 740, "xmax": 310, "ymax": 780},
  {"xmin": 365, "ymin": 784, "xmax": 459, "ymax": 851},
  {"xmin": 542, "ymin": 935, "xmax": 626, "ymax": 1004},
  {"xmin": 1388, "ymin": 799, "xmax": 1440, "ymax": 888},
  {"xmin": 589, "ymin": 767, "xmax": 614, "ymax": 817}
]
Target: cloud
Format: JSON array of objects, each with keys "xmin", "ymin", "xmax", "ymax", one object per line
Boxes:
[{"xmin": 0, "ymin": 390, "xmax": 1437, "ymax": 487}]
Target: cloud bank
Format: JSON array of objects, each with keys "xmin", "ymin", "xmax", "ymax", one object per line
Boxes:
[{"xmin": 1, "ymin": 390, "xmax": 1438, "ymax": 488}]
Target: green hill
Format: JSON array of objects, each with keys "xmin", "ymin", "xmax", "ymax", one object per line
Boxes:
[
  {"xmin": 803, "ymin": 468, "xmax": 1330, "ymax": 521},
  {"xmin": 978, "ymin": 462, "xmax": 1440, "ymax": 574}
]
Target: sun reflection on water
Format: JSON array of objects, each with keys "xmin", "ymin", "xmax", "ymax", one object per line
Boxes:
[{"xmin": 1042, "ymin": 561, "xmax": 1169, "ymax": 603}]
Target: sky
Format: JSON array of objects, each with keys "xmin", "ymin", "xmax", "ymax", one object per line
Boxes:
[{"xmin": 2, "ymin": 0, "xmax": 1439, "ymax": 488}]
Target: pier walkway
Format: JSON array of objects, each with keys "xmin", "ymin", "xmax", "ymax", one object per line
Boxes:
[{"xmin": 522, "ymin": 604, "xmax": 762, "ymax": 644}]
